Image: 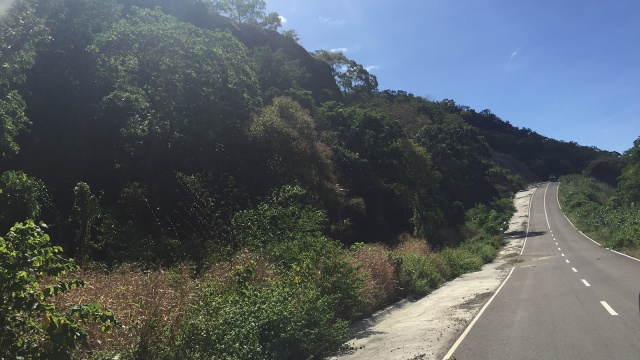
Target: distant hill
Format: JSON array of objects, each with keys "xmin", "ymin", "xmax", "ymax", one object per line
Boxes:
[{"xmin": 0, "ymin": 0, "xmax": 621, "ymax": 262}]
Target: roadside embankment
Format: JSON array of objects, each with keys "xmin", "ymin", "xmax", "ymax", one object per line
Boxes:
[{"xmin": 331, "ymin": 185, "xmax": 537, "ymax": 360}]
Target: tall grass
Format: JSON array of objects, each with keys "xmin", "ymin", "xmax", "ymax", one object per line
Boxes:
[{"xmin": 559, "ymin": 174, "xmax": 640, "ymax": 252}]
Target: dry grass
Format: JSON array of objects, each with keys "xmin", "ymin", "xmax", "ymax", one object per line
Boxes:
[
  {"xmin": 351, "ymin": 243, "xmax": 396, "ymax": 312},
  {"xmin": 395, "ymin": 233, "xmax": 432, "ymax": 256},
  {"xmin": 53, "ymin": 264, "xmax": 196, "ymax": 358},
  {"xmin": 203, "ymin": 249, "xmax": 279, "ymax": 290}
]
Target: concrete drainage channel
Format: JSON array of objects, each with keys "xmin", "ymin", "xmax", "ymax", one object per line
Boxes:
[{"xmin": 330, "ymin": 186, "xmax": 537, "ymax": 360}]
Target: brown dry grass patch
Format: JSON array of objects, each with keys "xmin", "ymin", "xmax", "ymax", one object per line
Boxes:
[
  {"xmin": 53, "ymin": 264, "xmax": 196, "ymax": 358},
  {"xmin": 395, "ymin": 233, "xmax": 432, "ymax": 256},
  {"xmin": 351, "ymin": 243, "xmax": 396, "ymax": 312},
  {"xmin": 202, "ymin": 249, "xmax": 279, "ymax": 290}
]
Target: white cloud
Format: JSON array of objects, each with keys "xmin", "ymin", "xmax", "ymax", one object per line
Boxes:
[
  {"xmin": 365, "ymin": 65, "xmax": 379, "ymax": 71},
  {"xmin": 318, "ymin": 16, "xmax": 346, "ymax": 25},
  {"xmin": 330, "ymin": 48, "xmax": 348, "ymax": 53},
  {"xmin": 279, "ymin": 15, "xmax": 287, "ymax": 23},
  {"xmin": 509, "ymin": 48, "xmax": 520, "ymax": 60}
]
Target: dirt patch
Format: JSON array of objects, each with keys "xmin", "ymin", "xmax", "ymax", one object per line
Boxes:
[
  {"xmin": 455, "ymin": 292, "xmax": 493, "ymax": 311},
  {"xmin": 330, "ymin": 185, "xmax": 537, "ymax": 360}
]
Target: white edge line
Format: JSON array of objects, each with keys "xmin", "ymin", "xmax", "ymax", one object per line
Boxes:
[
  {"xmin": 442, "ymin": 267, "xmax": 516, "ymax": 360},
  {"xmin": 610, "ymin": 249, "xmax": 640, "ymax": 263},
  {"xmin": 543, "ymin": 183, "xmax": 551, "ymax": 230},
  {"xmin": 520, "ymin": 187, "xmax": 537, "ymax": 256},
  {"xmin": 600, "ymin": 301, "xmax": 619, "ymax": 316},
  {"xmin": 556, "ymin": 183, "xmax": 640, "ymax": 263}
]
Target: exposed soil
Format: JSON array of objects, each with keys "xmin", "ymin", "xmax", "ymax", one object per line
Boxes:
[{"xmin": 330, "ymin": 185, "xmax": 537, "ymax": 360}]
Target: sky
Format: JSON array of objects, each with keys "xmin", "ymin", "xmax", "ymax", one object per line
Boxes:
[{"xmin": 266, "ymin": 0, "xmax": 640, "ymax": 154}]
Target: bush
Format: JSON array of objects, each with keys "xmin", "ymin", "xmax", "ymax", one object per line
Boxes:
[
  {"xmin": 440, "ymin": 248, "xmax": 483, "ymax": 278},
  {"xmin": 175, "ymin": 276, "xmax": 349, "ymax": 360},
  {"xmin": 461, "ymin": 240, "xmax": 498, "ymax": 264},
  {"xmin": 0, "ymin": 171, "xmax": 49, "ymax": 230},
  {"xmin": 0, "ymin": 221, "xmax": 118, "ymax": 359},
  {"xmin": 351, "ymin": 243, "xmax": 396, "ymax": 313},
  {"xmin": 392, "ymin": 250, "xmax": 445, "ymax": 297}
]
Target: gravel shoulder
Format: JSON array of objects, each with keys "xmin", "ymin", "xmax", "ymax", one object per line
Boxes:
[{"xmin": 330, "ymin": 185, "xmax": 538, "ymax": 360}]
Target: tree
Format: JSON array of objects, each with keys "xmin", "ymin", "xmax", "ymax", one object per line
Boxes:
[
  {"xmin": 69, "ymin": 182, "xmax": 102, "ymax": 264},
  {"xmin": 617, "ymin": 136, "xmax": 640, "ymax": 206},
  {"xmin": 313, "ymin": 50, "xmax": 378, "ymax": 94},
  {"xmin": 248, "ymin": 97, "xmax": 335, "ymax": 196},
  {"xmin": 207, "ymin": 0, "xmax": 281, "ymax": 29},
  {"xmin": 0, "ymin": 0, "xmax": 48, "ymax": 158},
  {"xmin": 0, "ymin": 170, "xmax": 48, "ymax": 230},
  {"xmin": 260, "ymin": 11, "xmax": 282, "ymax": 30},
  {"xmin": 281, "ymin": 29, "xmax": 300, "ymax": 42},
  {"xmin": 91, "ymin": 7, "xmax": 261, "ymax": 177}
]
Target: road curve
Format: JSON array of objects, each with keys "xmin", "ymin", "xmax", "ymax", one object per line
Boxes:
[{"xmin": 448, "ymin": 182, "xmax": 640, "ymax": 359}]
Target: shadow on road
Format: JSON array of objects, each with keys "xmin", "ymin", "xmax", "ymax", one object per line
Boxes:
[{"xmin": 505, "ymin": 231, "xmax": 546, "ymax": 239}]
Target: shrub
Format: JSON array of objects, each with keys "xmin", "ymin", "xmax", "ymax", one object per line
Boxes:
[
  {"xmin": 461, "ymin": 240, "xmax": 498, "ymax": 264},
  {"xmin": 0, "ymin": 170, "xmax": 49, "ymax": 230},
  {"xmin": 440, "ymin": 248, "xmax": 483, "ymax": 278},
  {"xmin": 395, "ymin": 251, "xmax": 445, "ymax": 296},
  {"xmin": 351, "ymin": 243, "xmax": 396, "ymax": 312},
  {"xmin": 0, "ymin": 221, "xmax": 118, "ymax": 359},
  {"xmin": 395, "ymin": 234, "xmax": 431, "ymax": 255},
  {"xmin": 175, "ymin": 276, "xmax": 349, "ymax": 360}
]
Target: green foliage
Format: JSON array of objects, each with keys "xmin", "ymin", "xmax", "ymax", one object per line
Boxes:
[
  {"xmin": 0, "ymin": 170, "xmax": 48, "ymax": 230},
  {"xmin": 251, "ymin": 47, "xmax": 308, "ymax": 100},
  {"xmin": 313, "ymin": 50, "xmax": 378, "ymax": 94},
  {"xmin": 0, "ymin": 0, "xmax": 48, "ymax": 158},
  {"xmin": 0, "ymin": 90, "xmax": 30, "ymax": 158},
  {"xmin": 281, "ymin": 29, "xmax": 300, "ymax": 42},
  {"xmin": 584, "ymin": 155, "xmax": 625, "ymax": 187},
  {"xmin": 231, "ymin": 185, "xmax": 325, "ymax": 248},
  {"xmin": 617, "ymin": 136, "xmax": 640, "ymax": 206},
  {"xmin": 232, "ymin": 185, "xmax": 369, "ymax": 320},
  {"xmin": 439, "ymin": 248, "xmax": 483, "ymax": 278},
  {"xmin": 249, "ymin": 98, "xmax": 334, "ymax": 196},
  {"xmin": 392, "ymin": 251, "xmax": 445, "ymax": 296},
  {"xmin": 176, "ymin": 276, "xmax": 349, "ymax": 360},
  {"xmin": 560, "ymin": 174, "xmax": 640, "ymax": 251},
  {"xmin": 417, "ymin": 113, "xmax": 497, "ymax": 212},
  {"xmin": 0, "ymin": 221, "xmax": 119, "ymax": 359},
  {"xmin": 92, "ymin": 7, "xmax": 260, "ymax": 173},
  {"xmin": 70, "ymin": 182, "xmax": 102, "ymax": 264},
  {"xmin": 207, "ymin": 0, "xmax": 277, "ymax": 27},
  {"xmin": 173, "ymin": 186, "xmax": 365, "ymax": 358},
  {"xmin": 465, "ymin": 199, "xmax": 514, "ymax": 236}
]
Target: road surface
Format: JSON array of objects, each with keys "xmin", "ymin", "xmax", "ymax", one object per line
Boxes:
[{"xmin": 447, "ymin": 182, "xmax": 640, "ymax": 359}]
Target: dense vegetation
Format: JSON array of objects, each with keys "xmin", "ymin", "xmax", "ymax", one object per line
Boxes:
[
  {"xmin": 559, "ymin": 136, "xmax": 640, "ymax": 257},
  {"xmin": 0, "ymin": 0, "xmax": 628, "ymax": 358}
]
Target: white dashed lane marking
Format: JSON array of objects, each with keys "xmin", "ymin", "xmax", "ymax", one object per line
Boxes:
[{"xmin": 600, "ymin": 301, "xmax": 619, "ymax": 316}]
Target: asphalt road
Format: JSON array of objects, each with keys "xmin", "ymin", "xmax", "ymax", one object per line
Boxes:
[{"xmin": 448, "ymin": 182, "xmax": 640, "ymax": 359}]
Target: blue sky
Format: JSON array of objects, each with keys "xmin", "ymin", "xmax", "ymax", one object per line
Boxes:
[{"xmin": 266, "ymin": 0, "xmax": 640, "ymax": 154}]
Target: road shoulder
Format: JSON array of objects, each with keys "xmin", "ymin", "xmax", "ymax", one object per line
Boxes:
[{"xmin": 331, "ymin": 186, "xmax": 537, "ymax": 360}]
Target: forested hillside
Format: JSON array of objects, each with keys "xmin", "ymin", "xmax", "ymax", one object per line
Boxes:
[
  {"xmin": 559, "ymin": 136, "xmax": 640, "ymax": 256},
  {"xmin": 0, "ymin": 0, "xmax": 627, "ymax": 358}
]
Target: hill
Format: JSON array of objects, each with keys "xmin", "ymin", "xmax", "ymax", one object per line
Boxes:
[{"xmin": 0, "ymin": 0, "xmax": 630, "ymax": 358}]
